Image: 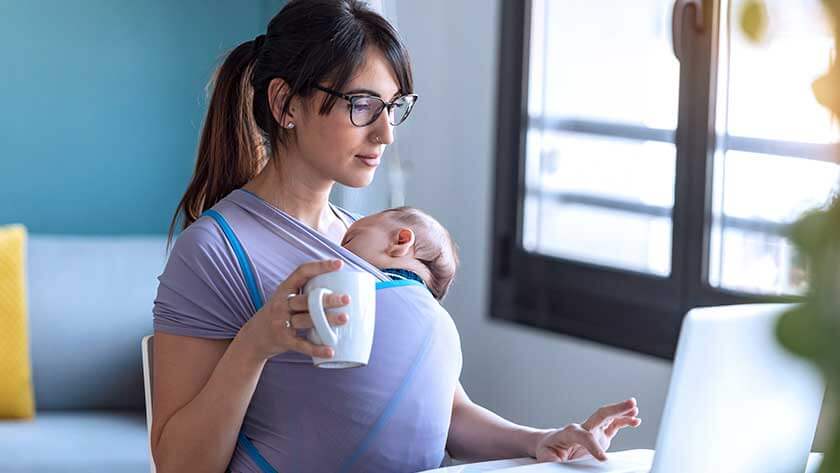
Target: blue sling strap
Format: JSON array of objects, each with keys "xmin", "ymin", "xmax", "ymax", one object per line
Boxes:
[
  {"xmin": 337, "ymin": 332, "xmax": 434, "ymax": 473},
  {"xmin": 204, "ymin": 210, "xmax": 265, "ymax": 310},
  {"xmin": 202, "ymin": 209, "xmax": 429, "ymax": 473},
  {"xmin": 204, "ymin": 210, "xmax": 279, "ymax": 473}
]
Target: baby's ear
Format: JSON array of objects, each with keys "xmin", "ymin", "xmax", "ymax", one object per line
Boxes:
[{"xmin": 387, "ymin": 228, "xmax": 415, "ymax": 257}]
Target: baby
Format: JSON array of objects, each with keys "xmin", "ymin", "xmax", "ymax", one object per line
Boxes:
[{"xmin": 340, "ymin": 206, "xmax": 459, "ymax": 300}]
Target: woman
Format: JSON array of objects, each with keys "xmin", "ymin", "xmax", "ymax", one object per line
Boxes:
[{"xmin": 150, "ymin": 1, "xmax": 641, "ymax": 472}]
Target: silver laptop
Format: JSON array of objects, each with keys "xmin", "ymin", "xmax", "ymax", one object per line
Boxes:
[
  {"xmin": 647, "ymin": 303, "xmax": 824, "ymax": 473},
  {"xmin": 423, "ymin": 304, "xmax": 824, "ymax": 473},
  {"xmin": 493, "ymin": 304, "xmax": 825, "ymax": 473}
]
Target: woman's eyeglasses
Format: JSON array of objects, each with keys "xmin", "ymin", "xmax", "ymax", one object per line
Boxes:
[{"xmin": 314, "ymin": 85, "xmax": 418, "ymax": 127}]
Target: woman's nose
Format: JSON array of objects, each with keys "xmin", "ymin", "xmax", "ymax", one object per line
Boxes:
[{"xmin": 370, "ymin": 109, "xmax": 394, "ymax": 145}]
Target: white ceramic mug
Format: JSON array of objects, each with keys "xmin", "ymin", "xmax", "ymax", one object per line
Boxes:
[{"xmin": 304, "ymin": 270, "xmax": 376, "ymax": 368}]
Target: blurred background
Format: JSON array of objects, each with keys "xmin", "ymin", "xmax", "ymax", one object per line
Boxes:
[
  {"xmin": 1, "ymin": 0, "xmax": 838, "ymax": 472},
  {"xmin": 0, "ymin": 0, "xmax": 285, "ymax": 234}
]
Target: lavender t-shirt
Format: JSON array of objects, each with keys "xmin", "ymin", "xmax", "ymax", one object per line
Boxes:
[{"xmin": 153, "ymin": 189, "xmax": 463, "ymax": 473}]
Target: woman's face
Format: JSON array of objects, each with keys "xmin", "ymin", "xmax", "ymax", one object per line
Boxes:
[{"xmin": 294, "ymin": 47, "xmax": 402, "ymax": 188}]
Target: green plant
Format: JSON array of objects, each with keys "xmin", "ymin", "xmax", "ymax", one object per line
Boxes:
[
  {"xmin": 742, "ymin": 1, "xmax": 840, "ymax": 472},
  {"xmin": 778, "ymin": 203, "xmax": 840, "ymax": 473}
]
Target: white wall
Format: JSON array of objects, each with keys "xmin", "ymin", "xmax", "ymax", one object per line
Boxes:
[
  {"xmin": 388, "ymin": 0, "xmax": 670, "ymax": 450},
  {"xmin": 351, "ymin": 0, "xmax": 833, "ymax": 453}
]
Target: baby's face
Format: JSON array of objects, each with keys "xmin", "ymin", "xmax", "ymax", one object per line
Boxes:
[{"xmin": 340, "ymin": 213, "xmax": 395, "ymax": 268}]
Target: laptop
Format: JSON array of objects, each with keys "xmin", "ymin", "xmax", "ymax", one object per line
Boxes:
[
  {"xmin": 646, "ymin": 303, "xmax": 824, "ymax": 473},
  {"xmin": 426, "ymin": 304, "xmax": 825, "ymax": 473}
]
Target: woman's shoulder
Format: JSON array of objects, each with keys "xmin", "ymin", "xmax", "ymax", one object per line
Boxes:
[
  {"xmin": 170, "ymin": 216, "xmax": 227, "ymax": 258},
  {"xmin": 155, "ymin": 215, "xmax": 250, "ymax": 338},
  {"xmin": 160, "ymin": 217, "xmax": 241, "ymax": 290},
  {"xmin": 169, "ymin": 191, "xmax": 249, "ymax": 257}
]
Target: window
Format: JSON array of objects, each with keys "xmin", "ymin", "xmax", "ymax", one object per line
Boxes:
[{"xmin": 491, "ymin": 0, "xmax": 839, "ymax": 358}]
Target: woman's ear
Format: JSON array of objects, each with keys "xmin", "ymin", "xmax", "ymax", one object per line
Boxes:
[
  {"xmin": 387, "ymin": 228, "xmax": 415, "ymax": 257},
  {"xmin": 267, "ymin": 77, "xmax": 296, "ymax": 126}
]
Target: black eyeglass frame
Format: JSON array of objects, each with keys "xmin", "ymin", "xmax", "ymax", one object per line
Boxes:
[{"xmin": 314, "ymin": 84, "xmax": 419, "ymax": 127}]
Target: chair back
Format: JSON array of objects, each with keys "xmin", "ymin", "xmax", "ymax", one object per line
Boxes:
[{"xmin": 141, "ymin": 335, "xmax": 156, "ymax": 473}]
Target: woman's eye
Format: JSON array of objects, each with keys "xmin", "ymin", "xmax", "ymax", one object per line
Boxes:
[{"xmin": 354, "ymin": 103, "xmax": 372, "ymax": 112}]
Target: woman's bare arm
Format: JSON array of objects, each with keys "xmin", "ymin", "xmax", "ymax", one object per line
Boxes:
[
  {"xmin": 150, "ymin": 330, "xmax": 266, "ymax": 473},
  {"xmin": 446, "ymin": 383, "xmax": 640, "ymax": 464},
  {"xmin": 446, "ymin": 382, "xmax": 547, "ymax": 462}
]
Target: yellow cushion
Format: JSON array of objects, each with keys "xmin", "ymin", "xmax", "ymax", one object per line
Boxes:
[{"xmin": 0, "ymin": 224, "xmax": 35, "ymax": 419}]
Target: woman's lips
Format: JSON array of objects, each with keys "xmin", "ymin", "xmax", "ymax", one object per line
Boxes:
[{"xmin": 355, "ymin": 155, "xmax": 380, "ymax": 167}]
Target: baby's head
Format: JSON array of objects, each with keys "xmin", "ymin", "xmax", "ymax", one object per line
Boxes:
[{"xmin": 341, "ymin": 207, "xmax": 459, "ymax": 300}]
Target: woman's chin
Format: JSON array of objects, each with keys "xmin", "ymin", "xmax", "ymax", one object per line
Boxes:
[{"xmin": 340, "ymin": 169, "xmax": 377, "ymax": 188}]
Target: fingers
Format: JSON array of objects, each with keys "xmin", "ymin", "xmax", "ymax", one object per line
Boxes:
[
  {"xmin": 269, "ymin": 315, "xmax": 343, "ymax": 358},
  {"xmin": 563, "ymin": 425, "xmax": 607, "ymax": 462},
  {"xmin": 542, "ymin": 445, "xmax": 569, "ymax": 463},
  {"xmin": 279, "ymin": 260, "xmax": 343, "ymax": 295},
  {"xmin": 583, "ymin": 398, "xmax": 638, "ymax": 430},
  {"xmin": 290, "ymin": 312, "xmax": 349, "ymax": 330},
  {"xmin": 288, "ymin": 337, "xmax": 334, "ymax": 358},
  {"xmin": 604, "ymin": 416, "xmax": 642, "ymax": 438},
  {"xmin": 287, "ymin": 292, "xmax": 350, "ymax": 314}
]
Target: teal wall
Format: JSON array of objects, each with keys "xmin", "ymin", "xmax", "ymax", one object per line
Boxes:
[{"xmin": 0, "ymin": 1, "xmax": 285, "ymax": 235}]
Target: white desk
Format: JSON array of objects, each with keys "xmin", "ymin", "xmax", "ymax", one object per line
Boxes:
[{"xmin": 421, "ymin": 449, "xmax": 824, "ymax": 473}]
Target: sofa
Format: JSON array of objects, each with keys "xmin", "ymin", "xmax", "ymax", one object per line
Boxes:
[{"xmin": 0, "ymin": 235, "xmax": 169, "ymax": 473}]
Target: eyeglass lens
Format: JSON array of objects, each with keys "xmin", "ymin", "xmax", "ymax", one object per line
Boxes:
[{"xmin": 351, "ymin": 96, "xmax": 415, "ymax": 126}]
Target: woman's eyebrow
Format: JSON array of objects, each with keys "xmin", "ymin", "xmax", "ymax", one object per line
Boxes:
[{"xmin": 346, "ymin": 88, "xmax": 401, "ymax": 99}]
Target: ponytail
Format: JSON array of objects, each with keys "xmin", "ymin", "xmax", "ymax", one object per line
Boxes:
[{"xmin": 166, "ymin": 38, "xmax": 267, "ymax": 250}]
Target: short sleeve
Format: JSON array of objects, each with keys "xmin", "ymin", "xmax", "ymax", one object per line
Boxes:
[{"xmin": 153, "ymin": 220, "xmax": 255, "ymax": 339}]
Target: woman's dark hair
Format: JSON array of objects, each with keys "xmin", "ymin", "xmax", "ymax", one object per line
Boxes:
[{"xmin": 166, "ymin": 0, "xmax": 414, "ymax": 248}]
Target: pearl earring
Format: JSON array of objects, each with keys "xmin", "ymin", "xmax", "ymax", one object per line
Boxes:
[{"xmin": 285, "ymin": 122, "xmax": 295, "ymax": 129}]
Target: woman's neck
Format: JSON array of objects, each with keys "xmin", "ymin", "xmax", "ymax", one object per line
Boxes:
[{"xmin": 243, "ymin": 158, "xmax": 341, "ymax": 235}]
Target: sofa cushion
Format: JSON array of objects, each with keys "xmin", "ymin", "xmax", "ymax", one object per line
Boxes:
[
  {"xmin": 0, "ymin": 410, "xmax": 150, "ymax": 473},
  {"xmin": 27, "ymin": 236, "xmax": 168, "ymax": 410},
  {"xmin": 0, "ymin": 224, "xmax": 35, "ymax": 419}
]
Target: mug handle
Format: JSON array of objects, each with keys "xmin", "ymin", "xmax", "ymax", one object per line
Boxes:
[{"xmin": 308, "ymin": 288, "xmax": 339, "ymax": 347}]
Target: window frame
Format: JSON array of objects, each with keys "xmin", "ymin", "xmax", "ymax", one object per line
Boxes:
[{"xmin": 490, "ymin": 0, "xmax": 798, "ymax": 359}]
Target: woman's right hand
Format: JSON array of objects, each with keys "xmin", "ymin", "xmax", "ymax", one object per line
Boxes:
[{"xmin": 239, "ymin": 259, "xmax": 351, "ymax": 361}]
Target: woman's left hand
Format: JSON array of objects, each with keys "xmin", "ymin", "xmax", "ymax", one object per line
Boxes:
[{"xmin": 534, "ymin": 398, "xmax": 641, "ymax": 463}]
